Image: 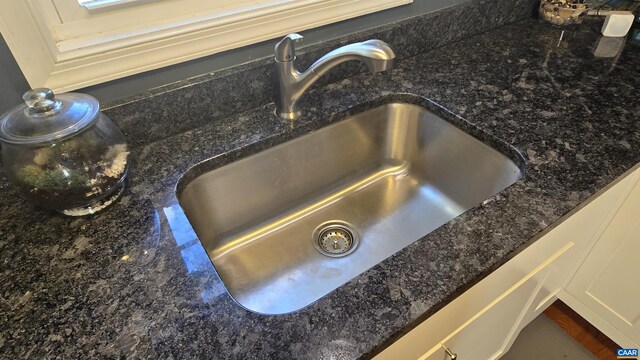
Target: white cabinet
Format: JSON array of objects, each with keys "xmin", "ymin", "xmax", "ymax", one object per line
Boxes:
[
  {"xmin": 376, "ymin": 165, "xmax": 640, "ymax": 360},
  {"xmin": 564, "ymin": 171, "xmax": 640, "ymax": 348}
]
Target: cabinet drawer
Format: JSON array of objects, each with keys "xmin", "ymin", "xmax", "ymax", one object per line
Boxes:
[
  {"xmin": 429, "ymin": 276, "xmax": 538, "ymax": 360},
  {"xmin": 419, "ymin": 243, "xmax": 573, "ymax": 360},
  {"xmin": 378, "ymin": 242, "xmax": 573, "ymax": 360}
]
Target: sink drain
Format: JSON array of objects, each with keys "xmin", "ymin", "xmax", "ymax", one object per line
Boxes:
[{"xmin": 312, "ymin": 221, "xmax": 360, "ymax": 257}]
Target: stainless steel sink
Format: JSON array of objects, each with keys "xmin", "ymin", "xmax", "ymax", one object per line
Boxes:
[{"xmin": 177, "ymin": 102, "xmax": 523, "ymax": 315}]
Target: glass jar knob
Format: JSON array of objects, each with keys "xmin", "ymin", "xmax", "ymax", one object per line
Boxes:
[{"xmin": 23, "ymin": 88, "xmax": 62, "ymax": 113}]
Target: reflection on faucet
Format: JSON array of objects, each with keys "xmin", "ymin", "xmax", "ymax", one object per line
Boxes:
[{"xmin": 274, "ymin": 33, "xmax": 396, "ymax": 120}]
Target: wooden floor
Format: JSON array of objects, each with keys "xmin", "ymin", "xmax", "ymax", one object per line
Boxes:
[{"xmin": 544, "ymin": 300, "xmax": 620, "ymax": 360}]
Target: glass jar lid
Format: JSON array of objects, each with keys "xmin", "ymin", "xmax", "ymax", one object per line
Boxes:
[{"xmin": 0, "ymin": 88, "xmax": 100, "ymax": 145}]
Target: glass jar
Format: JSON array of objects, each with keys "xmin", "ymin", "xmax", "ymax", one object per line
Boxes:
[{"xmin": 0, "ymin": 88, "xmax": 129, "ymax": 216}]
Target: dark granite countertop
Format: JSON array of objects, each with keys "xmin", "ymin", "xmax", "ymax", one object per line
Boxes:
[{"xmin": 2, "ymin": 17, "xmax": 640, "ymax": 359}]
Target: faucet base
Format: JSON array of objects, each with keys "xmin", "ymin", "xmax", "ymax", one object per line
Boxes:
[{"xmin": 276, "ymin": 108, "xmax": 300, "ymax": 121}]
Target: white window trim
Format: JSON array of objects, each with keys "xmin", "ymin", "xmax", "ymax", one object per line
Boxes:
[
  {"xmin": 79, "ymin": 0, "xmax": 161, "ymax": 13},
  {"xmin": 0, "ymin": 0, "xmax": 411, "ymax": 93}
]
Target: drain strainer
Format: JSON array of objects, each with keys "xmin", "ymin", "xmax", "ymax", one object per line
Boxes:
[{"xmin": 312, "ymin": 221, "xmax": 360, "ymax": 257}]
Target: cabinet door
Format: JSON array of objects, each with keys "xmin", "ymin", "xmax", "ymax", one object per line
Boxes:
[{"xmin": 567, "ymin": 175, "xmax": 640, "ymax": 347}]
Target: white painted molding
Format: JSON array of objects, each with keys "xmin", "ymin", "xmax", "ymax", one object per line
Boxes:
[
  {"xmin": 79, "ymin": 0, "xmax": 162, "ymax": 13},
  {"xmin": 0, "ymin": 0, "xmax": 412, "ymax": 93}
]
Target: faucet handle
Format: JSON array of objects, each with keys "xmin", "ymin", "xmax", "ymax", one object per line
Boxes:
[{"xmin": 275, "ymin": 33, "xmax": 304, "ymax": 62}]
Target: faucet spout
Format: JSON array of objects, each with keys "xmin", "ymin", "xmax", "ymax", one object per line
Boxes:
[
  {"xmin": 274, "ymin": 34, "xmax": 395, "ymax": 120},
  {"xmin": 307, "ymin": 39, "xmax": 395, "ymax": 78}
]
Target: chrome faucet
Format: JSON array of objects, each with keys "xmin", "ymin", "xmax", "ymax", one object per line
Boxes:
[{"xmin": 274, "ymin": 33, "xmax": 396, "ymax": 120}]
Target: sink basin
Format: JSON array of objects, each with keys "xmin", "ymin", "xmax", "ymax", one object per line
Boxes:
[{"xmin": 177, "ymin": 102, "xmax": 523, "ymax": 315}]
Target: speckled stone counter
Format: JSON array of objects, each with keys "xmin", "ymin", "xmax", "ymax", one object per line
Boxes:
[{"xmin": 2, "ymin": 17, "xmax": 640, "ymax": 360}]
